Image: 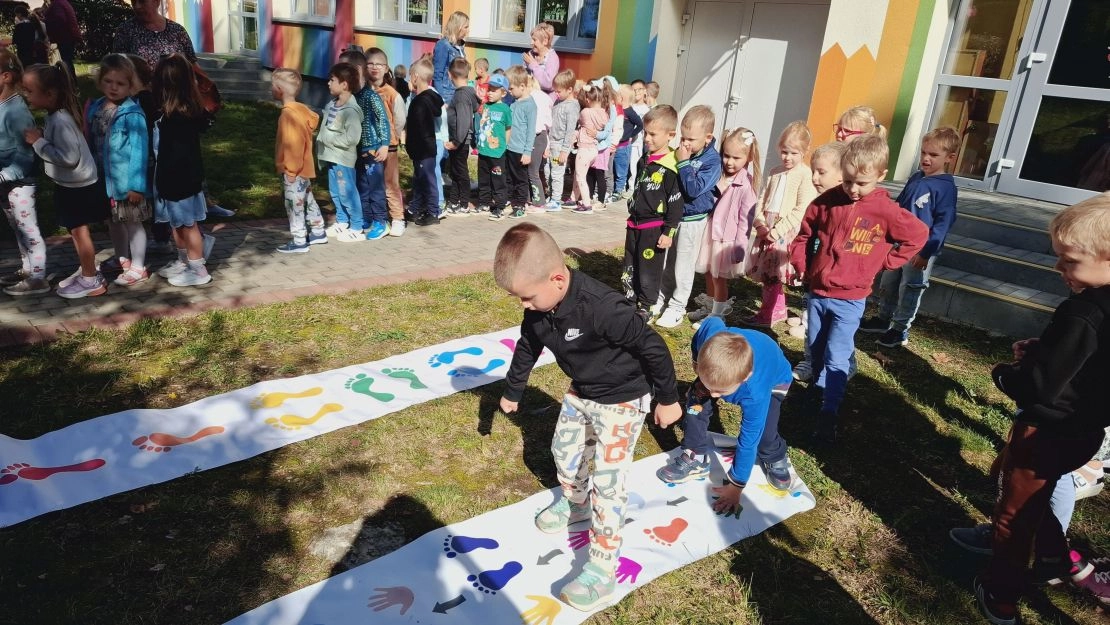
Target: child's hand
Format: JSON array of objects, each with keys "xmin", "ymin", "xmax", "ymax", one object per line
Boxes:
[
  {"xmin": 654, "ymin": 402, "xmax": 682, "ymax": 428},
  {"xmin": 126, "ymin": 190, "xmax": 144, "ymax": 204},
  {"xmin": 23, "ymin": 127, "xmax": 42, "ymax": 144},
  {"xmin": 543, "ymin": 149, "xmax": 550, "ymax": 159},
  {"xmin": 374, "ymin": 146, "xmax": 389, "ymax": 162},
  {"xmin": 445, "ymin": 141, "xmax": 456, "ymax": 151},
  {"xmin": 657, "ymin": 234, "xmax": 672, "ymax": 249},
  {"xmin": 499, "ymin": 397, "xmax": 519, "ymax": 414},
  {"xmin": 1012, "ymin": 338, "xmax": 1038, "ymax": 361},
  {"xmin": 909, "ymin": 254, "xmax": 928, "ymax": 270},
  {"xmin": 676, "ymin": 144, "xmax": 690, "ymax": 161},
  {"xmin": 711, "ymin": 484, "xmax": 743, "ymax": 516},
  {"xmin": 560, "ymin": 151, "xmax": 570, "ymax": 164},
  {"xmin": 521, "ymin": 153, "xmax": 531, "ymax": 166}
]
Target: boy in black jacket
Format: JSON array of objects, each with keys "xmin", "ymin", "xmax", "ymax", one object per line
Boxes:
[
  {"xmin": 444, "ymin": 57, "xmax": 479, "ymax": 215},
  {"xmin": 626, "ymin": 104, "xmax": 685, "ymax": 321},
  {"xmin": 974, "ymin": 194, "xmax": 1110, "ymax": 624},
  {"xmin": 495, "ymin": 223, "xmax": 681, "ymax": 612},
  {"xmin": 405, "ymin": 57, "xmax": 443, "ymax": 226}
]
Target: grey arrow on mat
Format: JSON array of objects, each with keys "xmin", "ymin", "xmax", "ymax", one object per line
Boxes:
[
  {"xmin": 433, "ymin": 595, "xmax": 466, "ymax": 614},
  {"xmin": 667, "ymin": 496, "xmax": 688, "ymax": 506},
  {"xmin": 537, "ymin": 549, "xmax": 564, "ymax": 565}
]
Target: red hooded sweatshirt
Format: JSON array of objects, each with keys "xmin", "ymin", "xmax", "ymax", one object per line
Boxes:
[{"xmin": 789, "ymin": 186, "xmax": 928, "ymax": 300}]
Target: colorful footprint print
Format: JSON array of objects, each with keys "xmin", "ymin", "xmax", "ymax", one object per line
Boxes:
[
  {"xmin": 132, "ymin": 426, "xmax": 226, "ymax": 452},
  {"xmin": 443, "ymin": 535, "xmax": 498, "ymax": 558},
  {"xmin": 466, "ymin": 561, "xmax": 522, "ymax": 595},
  {"xmin": 265, "ymin": 403, "xmax": 343, "ymax": 431},
  {"xmin": 382, "ymin": 367, "xmax": 427, "ymax": 389},
  {"xmin": 344, "ymin": 374, "xmax": 395, "ymax": 402},
  {"xmin": 249, "ymin": 387, "xmax": 323, "ymax": 409},
  {"xmin": 447, "ymin": 359, "xmax": 505, "ymax": 378},
  {"xmin": 0, "ymin": 459, "xmax": 106, "ymax": 486},
  {"xmin": 428, "ymin": 347, "xmax": 483, "ymax": 367},
  {"xmin": 644, "ymin": 518, "xmax": 689, "ymax": 546},
  {"xmin": 757, "ymin": 483, "xmax": 803, "ymax": 499}
]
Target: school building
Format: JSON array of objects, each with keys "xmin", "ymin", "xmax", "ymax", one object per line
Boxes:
[{"xmin": 169, "ymin": 0, "xmax": 1106, "ymax": 206}]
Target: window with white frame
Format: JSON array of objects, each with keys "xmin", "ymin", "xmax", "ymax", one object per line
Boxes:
[
  {"xmin": 372, "ymin": 0, "xmax": 444, "ymax": 34},
  {"xmin": 492, "ymin": 0, "xmax": 600, "ymax": 51},
  {"xmin": 273, "ymin": 0, "xmax": 336, "ymax": 25}
]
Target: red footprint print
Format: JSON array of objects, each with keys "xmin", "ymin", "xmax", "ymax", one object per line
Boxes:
[
  {"xmin": 644, "ymin": 518, "xmax": 689, "ymax": 546},
  {"xmin": 0, "ymin": 459, "xmax": 107, "ymax": 485},
  {"xmin": 132, "ymin": 426, "xmax": 226, "ymax": 453}
]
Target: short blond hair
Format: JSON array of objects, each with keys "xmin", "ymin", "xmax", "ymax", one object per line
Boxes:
[
  {"xmin": 1050, "ymin": 193, "xmax": 1110, "ymax": 258},
  {"xmin": 408, "ymin": 57, "xmax": 433, "ymax": 85},
  {"xmin": 506, "ymin": 65, "xmax": 530, "ymax": 87},
  {"xmin": 553, "ymin": 69, "xmax": 576, "ymax": 91},
  {"xmin": 923, "ymin": 127, "xmax": 960, "ymax": 156},
  {"xmin": 271, "ymin": 68, "xmax": 302, "ymax": 95},
  {"xmin": 646, "ymin": 81, "xmax": 660, "ymax": 99},
  {"xmin": 531, "ymin": 22, "xmax": 555, "ymax": 47},
  {"xmin": 842, "ymin": 135, "xmax": 889, "ymax": 175},
  {"xmin": 644, "ymin": 104, "xmax": 678, "ymax": 132},
  {"xmin": 682, "ymin": 105, "xmax": 715, "ymax": 135},
  {"xmin": 811, "ymin": 141, "xmax": 846, "ymax": 167},
  {"xmin": 494, "ymin": 223, "xmax": 566, "ymax": 290},
  {"xmin": 779, "ymin": 120, "xmax": 812, "ymax": 152},
  {"xmin": 696, "ymin": 333, "xmax": 753, "ymax": 391},
  {"xmin": 838, "ymin": 106, "xmax": 888, "ymax": 140}
]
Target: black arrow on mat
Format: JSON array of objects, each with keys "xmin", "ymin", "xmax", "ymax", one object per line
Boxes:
[
  {"xmin": 432, "ymin": 594, "xmax": 466, "ymax": 614},
  {"xmin": 537, "ymin": 548, "xmax": 564, "ymax": 565},
  {"xmin": 667, "ymin": 496, "xmax": 688, "ymax": 506}
]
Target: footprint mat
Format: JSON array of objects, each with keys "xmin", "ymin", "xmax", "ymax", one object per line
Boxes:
[
  {"xmin": 0, "ymin": 328, "xmax": 552, "ymax": 528},
  {"xmin": 224, "ymin": 447, "xmax": 816, "ymax": 624}
]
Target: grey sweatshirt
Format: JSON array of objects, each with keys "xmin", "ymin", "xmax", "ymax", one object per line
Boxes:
[
  {"xmin": 548, "ymin": 96, "xmax": 581, "ymax": 158},
  {"xmin": 32, "ymin": 110, "xmax": 97, "ymax": 188}
]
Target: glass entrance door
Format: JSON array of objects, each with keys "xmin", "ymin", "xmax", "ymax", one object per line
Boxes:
[
  {"xmin": 995, "ymin": 0, "xmax": 1110, "ymax": 203},
  {"xmin": 229, "ymin": 0, "xmax": 259, "ymax": 54}
]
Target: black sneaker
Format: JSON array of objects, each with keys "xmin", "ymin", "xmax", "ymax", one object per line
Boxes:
[
  {"xmin": 414, "ymin": 213, "xmax": 440, "ymax": 226},
  {"xmin": 760, "ymin": 457, "xmax": 793, "ymax": 491},
  {"xmin": 949, "ymin": 523, "xmax": 993, "ymax": 555},
  {"xmin": 858, "ymin": 316, "xmax": 889, "ymax": 333},
  {"xmin": 973, "ymin": 576, "xmax": 1020, "ymax": 625},
  {"xmin": 876, "ymin": 328, "xmax": 908, "ymax": 348},
  {"xmin": 508, "ymin": 206, "xmax": 526, "ymax": 219}
]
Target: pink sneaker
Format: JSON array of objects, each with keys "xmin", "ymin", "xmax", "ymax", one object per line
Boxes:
[{"xmin": 1072, "ymin": 569, "xmax": 1110, "ymax": 606}]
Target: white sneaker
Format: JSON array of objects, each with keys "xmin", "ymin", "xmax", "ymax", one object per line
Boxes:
[
  {"xmin": 655, "ymin": 308, "xmax": 686, "ymax": 328},
  {"xmin": 168, "ymin": 263, "xmax": 212, "ymax": 287},
  {"xmin": 389, "ymin": 219, "xmax": 406, "ymax": 237},
  {"xmin": 792, "ymin": 360, "xmax": 813, "ymax": 382},
  {"xmin": 58, "ymin": 267, "xmax": 82, "ymax": 289},
  {"xmin": 202, "ymin": 233, "xmax": 215, "ymax": 260},
  {"xmin": 325, "ymin": 222, "xmax": 349, "ymax": 237},
  {"xmin": 157, "ymin": 259, "xmax": 187, "ymax": 279}
]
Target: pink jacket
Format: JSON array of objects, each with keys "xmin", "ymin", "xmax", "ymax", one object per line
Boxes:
[{"xmin": 710, "ymin": 170, "xmax": 757, "ymax": 244}]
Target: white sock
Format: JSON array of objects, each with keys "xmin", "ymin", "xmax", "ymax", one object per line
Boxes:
[
  {"xmin": 711, "ymin": 301, "xmax": 728, "ymax": 315},
  {"xmin": 126, "ymin": 222, "xmax": 147, "ymax": 269}
]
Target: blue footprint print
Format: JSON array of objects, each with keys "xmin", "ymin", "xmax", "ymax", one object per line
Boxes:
[
  {"xmin": 447, "ymin": 359, "xmax": 506, "ymax": 378},
  {"xmin": 428, "ymin": 347, "xmax": 483, "ymax": 368},
  {"xmin": 466, "ymin": 561, "xmax": 523, "ymax": 595},
  {"xmin": 443, "ymin": 535, "xmax": 499, "ymax": 558}
]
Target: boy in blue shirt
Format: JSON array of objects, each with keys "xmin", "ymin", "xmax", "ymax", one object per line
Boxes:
[
  {"xmin": 860, "ymin": 127, "xmax": 959, "ymax": 347},
  {"xmin": 503, "ymin": 65, "xmax": 537, "ymax": 219},
  {"xmin": 655, "ymin": 316, "xmax": 795, "ymax": 508}
]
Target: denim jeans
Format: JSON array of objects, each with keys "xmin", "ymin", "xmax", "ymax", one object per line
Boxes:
[
  {"xmin": 325, "ymin": 162, "xmax": 364, "ymax": 230},
  {"xmin": 807, "ymin": 295, "xmax": 866, "ymax": 414},
  {"xmin": 877, "ymin": 255, "xmax": 937, "ymax": 334},
  {"xmin": 410, "ymin": 155, "xmax": 440, "ymax": 217},
  {"xmin": 435, "ymin": 139, "xmax": 446, "ymax": 208},
  {"xmin": 356, "ymin": 154, "xmax": 387, "ymax": 227},
  {"xmin": 613, "ymin": 143, "xmax": 631, "ymax": 195},
  {"xmin": 680, "ymin": 378, "xmax": 788, "ymax": 469}
]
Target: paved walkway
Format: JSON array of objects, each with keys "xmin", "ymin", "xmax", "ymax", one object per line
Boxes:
[{"xmin": 0, "ymin": 209, "xmax": 627, "ymax": 346}]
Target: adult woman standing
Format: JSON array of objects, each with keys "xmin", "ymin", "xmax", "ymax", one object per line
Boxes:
[
  {"xmin": 111, "ymin": 0, "xmax": 196, "ymax": 73},
  {"xmin": 523, "ymin": 22, "xmax": 559, "ymax": 94},
  {"xmin": 42, "ymin": 0, "xmax": 81, "ymax": 77},
  {"xmin": 432, "ymin": 11, "xmax": 468, "ymax": 103}
]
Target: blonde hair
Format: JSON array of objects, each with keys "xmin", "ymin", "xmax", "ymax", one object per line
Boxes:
[
  {"xmin": 474, "ymin": 57, "xmax": 489, "ymax": 71},
  {"xmin": 644, "ymin": 104, "xmax": 678, "ymax": 132},
  {"xmin": 721, "ymin": 127, "xmax": 762, "ymax": 193},
  {"xmin": 696, "ymin": 333, "xmax": 753, "ymax": 391},
  {"xmin": 98, "ymin": 53, "xmax": 138, "ymax": 95},
  {"xmin": 812, "ymin": 141, "xmax": 847, "ymax": 167},
  {"xmin": 443, "ymin": 11, "xmax": 469, "ymax": 44},
  {"xmin": 779, "ymin": 120, "xmax": 812, "ymax": 152},
  {"xmin": 493, "ymin": 223, "xmax": 566, "ymax": 290},
  {"xmin": 923, "ymin": 126, "xmax": 960, "ymax": 156},
  {"xmin": 553, "ymin": 69, "xmax": 575, "ymax": 92},
  {"xmin": 531, "ymin": 22, "xmax": 555, "ymax": 47},
  {"xmin": 506, "ymin": 65, "xmax": 530, "ymax": 87},
  {"xmin": 646, "ymin": 81, "xmax": 659, "ymax": 99},
  {"xmin": 271, "ymin": 67, "xmax": 302, "ymax": 94},
  {"xmin": 682, "ymin": 105, "xmax": 715, "ymax": 135},
  {"xmin": 618, "ymin": 84, "xmax": 634, "ymax": 107},
  {"xmin": 1050, "ymin": 193, "xmax": 1110, "ymax": 258},
  {"xmin": 842, "ymin": 135, "xmax": 889, "ymax": 175},
  {"xmin": 408, "ymin": 57, "xmax": 433, "ymax": 85},
  {"xmin": 838, "ymin": 106, "xmax": 887, "ymax": 140}
]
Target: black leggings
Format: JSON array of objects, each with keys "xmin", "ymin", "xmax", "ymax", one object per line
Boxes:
[{"xmin": 587, "ymin": 167, "xmax": 607, "ymax": 202}]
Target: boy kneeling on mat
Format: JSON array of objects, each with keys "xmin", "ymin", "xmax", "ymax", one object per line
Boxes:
[{"xmin": 656, "ymin": 316, "xmax": 795, "ymax": 514}]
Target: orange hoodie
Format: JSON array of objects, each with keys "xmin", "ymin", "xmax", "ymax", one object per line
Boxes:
[{"xmin": 275, "ymin": 101, "xmax": 319, "ymax": 179}]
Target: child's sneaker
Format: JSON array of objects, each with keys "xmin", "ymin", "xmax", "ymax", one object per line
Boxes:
[
  {"xmin": 157, "ymin": 260, "xmax": 187, "ymax": 279},
  {"xmin": 337, "ymin": 228, "xmax": 366, "ymax": 242},
  {"xmin": 365, "ymin": 221, "xmax": 389, "ymax": 240},
  {"xmin": 949, "ymin": 522, "xmax": 993, "ymax": 555},
  {"xmin": 57, "ymin": 273, "xmax": 107, "ymax": 299},
  {"xmin": 535, "ymin": 497, "xmax": 591, "ymax": 534},
  {"xmin": 792, "ymin": 360, "xmax": 813, "ymax": 382},
  {"xmin": 858, "ymin": 316, "xmax": 889, "ymax": 333},
  {"xmin": 508, "ymin": 207, "xmax": 526, "ymax": 219},
  {"xmin": 99, "ymin": 256, "xmax": 130, "ymax": 274},
  {"xmin": 276, "ymin": 241, "xmax": 310, "ymax": 254},
  {"xmin": 545, "ymin": 199, "xmax": 562, "ymax": 212},
  {"xmin": 168, "ymin": 262, "xmax": 212, "ymax": 287},
  {"xmin": 0, "ymin": 268, "xmax": 29, "ymax": 285},
  {"xmin": 414, "ymin": 213, "xmax": 440, "ymax": 226},
  {"xmin": 1036, "ymin": 549, "xmax": 1092, "ymax": 585},
  {"xmin": 488, "ymin": 210, "xmax": 505, "ymax": 221},
  {"xmin": 3, "ymin": 277, "xmax": 50, "ymax": 296},
  {"xmin": 656, "ymin": 450, "xmax": 710, "ymax": 484},
  {"xmin": 113, "ymin": 267, "xmax": 150, "ymax": 286},
  {"xmin": 1072, "ymin": 462, "xmax": 1105, "ymax": 500},
  {"xmin": 760, "ymin": 457, "xmax": 793, "ymax": 491},
  {"xmin": 974, "ymin": 576, "xmax": 1019, "ymax": 625},
  {"xmin": 325, "ymin": 222, "xmax": 349, "ymax": 237},
  {"xmin": 388, "ymin": 219, "xmax": 406, "ymax": 237},
  {"xmin": 525, "ymin": 203, "xmax": 546, "ymax": 214},
  {"xmin": 876, "ymin": 328, "xmax": 909, "ymax": 348},
  {"xmin": 572, "ymin": 202, "xmax": 593, "ymax": 215},
  {"xmin": 559, "ymin": 562, "xmax": 615, "ymax": 612},
  {"xmin": 307, "ymin": 231, "xmax": 328, "ymax": 245},
  {"xmin": 655, "ymin": 307, "xmax": 686, "ymax": 329},
  {"xmin": 561, "ymin": 199, "xmax": 577, "ymax": 209},
  {"xmin": 1072, "ymin": 570, "xmax": 1110, "ymax": 606}
]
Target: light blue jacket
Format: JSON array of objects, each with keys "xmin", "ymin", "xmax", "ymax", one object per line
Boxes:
[
  {"xmin": 85, "ymin": 96, "xmax": 149, "ymax": 198},
  {"xmin": 0, "ymin": 93, "xmax": 36, "ymax": 183}
]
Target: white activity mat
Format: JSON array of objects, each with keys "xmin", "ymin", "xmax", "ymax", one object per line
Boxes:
[
  {"xmin": 225, "ymin": 446, "xmax": 816, "ymax": 624},
  {"xmin": 0, "ymin": 328, "xmax": 554, "ymax": 528}
]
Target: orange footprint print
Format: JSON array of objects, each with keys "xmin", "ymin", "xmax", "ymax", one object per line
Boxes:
[
  {"xmin": 132, "ymin": 426, "xmax": 226, "ymax": 452},
  {"xmin": 265, "ymin": 403, "xmax": 343, "ymax": 431},
  {"xmin": 644, "ymin": 518, "xmax": 688, "ymax": 546}
]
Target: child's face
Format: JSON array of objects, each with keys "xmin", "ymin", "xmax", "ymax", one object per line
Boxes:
[
  {"xmin": 632, "ymin": 83, "xmax": 646, "ymax": 104},
  {"xmin": 811, "ymin": 154, "xmax": 842, "ymax": 193},
  {"xmin": 555, "ymin": 86, "xmax": 573, "ymax": 101},
  {"xmin": 842, "ymin": 164, "xmax": 887, "ymax": 201},
  {"xmin": 643, "ymin": 120, "xmax": 675, "ymax": 154},
  {"xmin": 720, "ymin": 139, "xmax": 750, "ymax": 177},
  {"xmin": 99, "ymin": 69, "xmax": 132, "ymax": 103},
  {"xmin": 835, "ymin": 120, "xmax": 866, "ymax": 143},
  {"xmin": 1052, "ymin": 241, "xmax": 1110, "ymax": 293},
  {"xmin": 487, "ymin": 87, "xmax": 504, "ymax": 103},
  {"xmin": 679, "ymin": 122, "xmax": 712, "ymax": 155},
  {"xmin": 476, "ymin": 64, "xmax": 488, "ymax": 79},
  {"xmin": 327, "ymin": 75, "xmax": 347, "ymax": 97},
  {"xmin": 779, "ymin": 141, "xmax": 804, "ymax": 170},
  {"xmin": 507, "ymin": 273, "xmax": 564, "ymax": 313},
  {"xmin": 919, "ymin": 139, "xmax": 955, "ymax": 177},
  {"xmin": 367, "ymin": 58, "xmax": 387, "ymax": 83},
  {"xmin": 508, "ymin": 81, "xmax": 526, "ymax": 99},
  {"xmin": 20, "ymin": 74, "xmax": 48, "ymax": 110}
]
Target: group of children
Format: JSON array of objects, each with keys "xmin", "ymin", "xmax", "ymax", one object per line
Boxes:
[{"xmin": 1, "ymin": 51, "xmax": 216, "ymax": 298}]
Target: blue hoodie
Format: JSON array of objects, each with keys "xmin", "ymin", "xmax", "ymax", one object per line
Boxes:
[
  {"xmin": 677, "ymin": 137, "xmax": 722, "ymax": 220},
  {"xmin": 895, "ymin": 170, "xmax": 957, "ymax": 259},
  {"xmin": 85, "ymin": 96, "xmax": 149, "ymax": 199},
  {"xmin": 0, "ymin": 93, "xmax": 36, "ymax": 183},
  {"xmin": 691, "ymin": 316, "xmax": 793, "ymax": 486}
]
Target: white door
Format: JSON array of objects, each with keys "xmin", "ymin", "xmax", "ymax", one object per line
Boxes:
[{"xmin": 675, "ymin": 0, "xmax": 749, "ymax": 139}]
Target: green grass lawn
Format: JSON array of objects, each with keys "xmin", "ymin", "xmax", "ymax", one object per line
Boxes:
[{"xmin": 0, "ymin": 250, "xmax": 1106, "ymax": 625}]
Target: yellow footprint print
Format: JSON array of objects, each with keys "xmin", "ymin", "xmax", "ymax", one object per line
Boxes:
[
  {"xmin": 250, "ymin": 387, "xmax": 324, "ymax": 409},
  {"xmin": 265, "ymin": 403, "xmax": 343, "ymax": 431}
]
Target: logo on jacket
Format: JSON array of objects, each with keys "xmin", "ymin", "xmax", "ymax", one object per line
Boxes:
[
  {"xmin": 844, "ymin": 217, "xmax": 884, "ymax": 255},
  {"xmin": 565, "ymin": 328, "xmax": 582, "ymax": 341}
]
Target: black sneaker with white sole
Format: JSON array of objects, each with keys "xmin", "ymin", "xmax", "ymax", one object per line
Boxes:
[{"xmin": 857, "ymin": 316, "xmax": 889, "ymax": 333}]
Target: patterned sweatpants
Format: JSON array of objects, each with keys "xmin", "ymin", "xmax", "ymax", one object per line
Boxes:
[
  {"xmin": 282, "ymin": 176, "xmax": 324, "ymax": 244},
  {"xmin": 0, "ymin": 183, "xmax": 44, "ymax": 279},
  {"xmin": 552, "ymin": 391, "xmax": 648, "ymax": 574}
]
